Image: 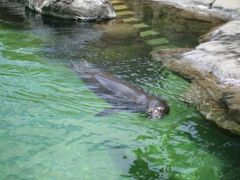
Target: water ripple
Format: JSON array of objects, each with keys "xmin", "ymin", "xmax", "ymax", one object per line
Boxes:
[{"xmin": 0, "ymin": 0, "xmax": 240, "ymax": 179}]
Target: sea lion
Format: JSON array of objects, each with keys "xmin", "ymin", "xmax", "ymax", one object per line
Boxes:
[{"xmin": 71, "ymin": 61, "xmax": 169, "ymax": 119}]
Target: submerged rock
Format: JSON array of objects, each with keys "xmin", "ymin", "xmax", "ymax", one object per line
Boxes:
[{"xmin": 26, "ymin": 0, "xmax": 116, "ymax": 21}]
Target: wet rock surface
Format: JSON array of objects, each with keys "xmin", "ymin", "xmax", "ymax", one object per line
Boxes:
[
  {"xmin": 26, "ymin": 0, "xmax": 116, "ymax": 21},
  {"xmin": 221, "ymin": 89, "xmax": 240, "ymax": 124},
  {"xmin": 152, "ymin": 0, "xmax": 240, "ymax": 20},
  {"xmin": 152, "ymin": 54, "xmax": 240, "ymax": 135},
  {"xmin": 152, "ymin": 0, "xmax": 240, "ymax": 134},
  {"xmin": 183, "ymin": 20, "xmax": 240, "ymax": 87}
]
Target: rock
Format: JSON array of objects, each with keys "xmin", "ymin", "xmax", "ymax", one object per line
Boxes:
[
  {"xmin": 145, "ymin": 38, "xmax": 169, "ymax": 46},
  {"xmin": 150, "ymin": 1, "xmax": 240, "ymax": 134},
  {"xmin": 152, "ymin": 48, "xmax": 192, "ymax": 60},
  {"xmin": 156, "ymin": 57, "xmax": 240, "ymax": 135},
  {"xmin": 184, "ymin": 80, "xmax": 240, "ymax": 134},
  {"xmin": 221, "ymin": 89, "xmax": 240, "ymax": 123},
  {"xmin": 152, "ymin": 21, "xmax": 240, "ymax": 133},
  {"xmin": 153, "ymin": 0, "xmax": 240, "ymax": 20},
  {"xmin": 26, "ymin": 0, "xmax": 116, "ymax": 21},
  {"xmin": 212, "ymin": 0, "xmax": 240, "ymax": 11},
  {"xmin": 183, "ymin": 20, "xmax": 240, "ymax": 87}
]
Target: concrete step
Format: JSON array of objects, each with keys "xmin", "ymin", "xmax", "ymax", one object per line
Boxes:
[
  {"xmin": 140, "ymin": 30, "xmax": 159, "ymax": 38},
  {"xmin": 111, "ymin": 0, "xmax": 125, "ymax": 5},
  {"xmin": 145, "ymin": 38, "xmax": 169, "ymax": 46},
  {"xmin": 122, "ymin": 17, "xmax": 140, "ymax": 23},
  {"xmin": 133, "ymin": 23, "xmax": 150, "ymax": 29},
  {"xmin": 116, "ymin": 10, "xmax": 135, "ymax": 17},
  {"xmin": 113, "ymin": 5, "xmax": 129, "ymax": 11}
]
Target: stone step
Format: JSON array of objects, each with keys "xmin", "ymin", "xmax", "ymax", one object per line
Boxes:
[
  {"xmin": 145, "ymin": 38, "xmax": 169, "ymax": 46},
  {"xmin": 111, "ymin": 0, "xmax": 125, "ymax": 5},
  {"xmin": 113, "ymin": 5, "xmax": 128, "ymax": 11},
  {"xmin": 140, "ymin": 30, "xmax": 159, "ymax": 38},
  {"xmin": 116, "ymin": 10, "xmax": 135, "ymax": 16},
  {"xmin": 122, "ymin": 17, "xmax": 140, "ymax": 23},
  {"xmin": 133, "ymin": 23, "xmax": 150, "ymax": 29}
]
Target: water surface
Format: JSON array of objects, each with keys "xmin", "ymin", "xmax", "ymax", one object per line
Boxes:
[{"xmin": 0, "ymin": 0, "xmax": 240, "ymax": 179}]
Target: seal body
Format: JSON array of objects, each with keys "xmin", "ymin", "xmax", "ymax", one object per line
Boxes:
[{"xmin": 72, "ymin": 61, "xmax": 169, "ymax": 119}]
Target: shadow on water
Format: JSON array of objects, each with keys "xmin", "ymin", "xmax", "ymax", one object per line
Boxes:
[
  {"xmin": 0, "ymin": 0, "xmax": 239, "ymax": 179},
  {"xmin": 0, "ymin": 0, "xmax": 26, "ymax": 27}
]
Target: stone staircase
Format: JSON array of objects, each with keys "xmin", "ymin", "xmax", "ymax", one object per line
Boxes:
[{"xmin": 111, "ymin": 0, "xmax": 170, "ymax": 48}]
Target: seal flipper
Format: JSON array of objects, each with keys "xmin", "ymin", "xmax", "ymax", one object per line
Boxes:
[{"xmin": 96, "ymin": 108, "xmax": 122, "ymax": 117}]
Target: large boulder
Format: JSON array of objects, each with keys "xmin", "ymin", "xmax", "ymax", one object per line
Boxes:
[
  {"xmin": 152, "ymin": 20, "xmax": 240, "ymax": 134},
  {"xmin": 26, "ymin": 0, "xmax": 116, "ymax": 21},
  {"xmin": 182, "ymin": 20, "xmax": 240, "ymax": 87}
]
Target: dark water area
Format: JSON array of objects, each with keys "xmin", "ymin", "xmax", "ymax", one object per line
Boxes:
[{"xmin": 0, "ymin": 0, "xmax": 240, "ymax": 179}]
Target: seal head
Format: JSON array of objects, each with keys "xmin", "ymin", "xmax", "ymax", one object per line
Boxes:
[{"xmin": 147, "ymin": 98, "xmax": 169, "ymax": 119}]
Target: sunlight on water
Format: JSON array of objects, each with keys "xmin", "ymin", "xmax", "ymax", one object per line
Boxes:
[{"xmin": 0, "ymin": 0, "xmax": 240, "ymax": 179}]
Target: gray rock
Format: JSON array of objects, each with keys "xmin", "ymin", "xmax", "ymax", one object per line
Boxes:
[
  {"xmin": 153, "ymin": 53, "xmax": 240, "ymax": 134},
  {"xmin": 26, "ymin": 0, "xmax": 116, "ymax": 21},
  {"xmin": 151, "ymin": 1, "xmax": 240, "ymax": 134},
  {"xmin": 221, "ymin": 89, "xmax": 240, "ymax": 123},
  {"xmin": 153, "ymin": 0, "xmax": 240, "ymax": 20},
  {"xmin": 182, "ymin": 20, "xmax": 240, "ymax": 87}
]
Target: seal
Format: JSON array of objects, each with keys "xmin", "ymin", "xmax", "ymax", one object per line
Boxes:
[{"xmin": 71, "ymin": 61, "xmax": 169, "ymax": 119}]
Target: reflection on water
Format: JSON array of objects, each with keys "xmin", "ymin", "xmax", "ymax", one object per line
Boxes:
[{"xmin": 0, "ymin": 0, "xmax": 239, "ymax": 179}]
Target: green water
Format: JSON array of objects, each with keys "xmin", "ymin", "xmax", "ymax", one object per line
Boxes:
[{"xmin": 0, "ymin": 0, "xmax": 240, "ymax": 179}]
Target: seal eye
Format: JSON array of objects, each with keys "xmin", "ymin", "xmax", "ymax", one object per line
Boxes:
[
  {"xmin": 157, "ymin": 107, "xmax": 165, "ymax": 111},
  {"xmin": 157, "ymin": 106, "xmax": 167, "ymax": 113}
]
